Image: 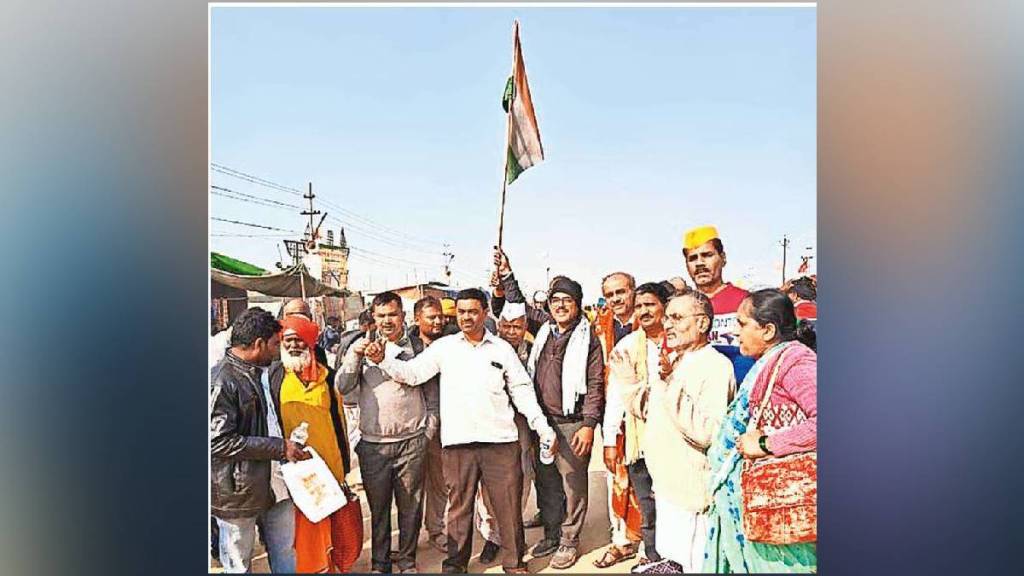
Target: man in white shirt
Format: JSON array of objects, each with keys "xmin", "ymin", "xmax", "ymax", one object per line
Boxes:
[{"xmin": 364, "ymin": 288, "xmax": 558, "ymax": 574}]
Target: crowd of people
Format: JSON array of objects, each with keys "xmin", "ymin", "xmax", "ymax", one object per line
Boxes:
[{"xmin": 210, "ymin": 225, "xmax": 818, "ymax": 574}]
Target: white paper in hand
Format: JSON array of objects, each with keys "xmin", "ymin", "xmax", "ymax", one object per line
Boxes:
[{"xmin": 280, "ymin": 446, "xmax": 348, "ymax": 523}]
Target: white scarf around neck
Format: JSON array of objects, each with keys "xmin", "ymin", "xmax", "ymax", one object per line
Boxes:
[{"xmin": 527, "ymin": 318, "xmax": 591, "ymax": 417}]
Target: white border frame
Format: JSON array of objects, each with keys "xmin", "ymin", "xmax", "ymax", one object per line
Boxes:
[{"xmin": 206, "ymin": 1, "xmax": 816, "ymax": 568}]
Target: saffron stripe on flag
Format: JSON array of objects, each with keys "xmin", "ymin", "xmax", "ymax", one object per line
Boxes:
[{"xmin": 504, "ymin": 20, "xmax": 544, "ymax": 185}]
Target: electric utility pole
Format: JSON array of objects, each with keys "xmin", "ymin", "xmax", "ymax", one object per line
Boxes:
[
  {"xmin": 442, "ymin": 245, "xmax": 455, "ymax": 286},
  {"xmin": 781, "ymin": 234, "xmax": 790, "ymax": 285}
]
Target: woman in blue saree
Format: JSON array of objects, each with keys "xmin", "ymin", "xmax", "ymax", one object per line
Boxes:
[{"xmin": 702, "ymin": 290, "xmax": 817, "ymax": 573}]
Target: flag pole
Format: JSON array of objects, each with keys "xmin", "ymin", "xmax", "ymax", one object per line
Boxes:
[
  {"xmin": 497, "ymin": 20, "xmax": 518, "ymax": 252},
  {"xmin": 497, "ymin": 106, "xmax": 512, "ymax": 250}
]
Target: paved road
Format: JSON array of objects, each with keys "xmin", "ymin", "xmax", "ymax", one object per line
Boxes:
[{"xmin": 212, "ymin": 430, "xmax": 636, "ymax": 574}]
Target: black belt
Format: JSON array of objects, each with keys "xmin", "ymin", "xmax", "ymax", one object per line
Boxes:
[{"xmin": 549, "ymin": 414, "xmax": 583, "ymax": 424}]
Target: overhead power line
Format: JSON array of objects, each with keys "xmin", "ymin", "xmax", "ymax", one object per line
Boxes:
[
  {"xmin": 210, "ymin": 185, "xmax": 301, "ymax": 209},
  {"xmin": 210, "ymin": 163, "xmax": 304, "ymax": 196},
  {"xmin": 316, "ymin": 195, "xmax": 441, "ymax": 250},
  {"xmin": 322, "ymin": 214, "xmax": 440, "ymax": 255},
  {"xmin": 210, "ymin": 191, "xmax": 296, "ymax": 212},
  {"xmin": 210, "ymin": 233, "xmax": 294, "ymax": 238},
  {"xmin": 209, "ymin": 163, "xmax": 492, "ymax": 276},
  {"xmin": 349, "ymin": 245, "xmax": 439, "ymax": 268},
  {"xmin": 210, "ymin": 217, "xmax": 300, "ymax": 234},
  {"xmin": 211, "ymin": 162, "xmax": 445, "ymax": 250}
]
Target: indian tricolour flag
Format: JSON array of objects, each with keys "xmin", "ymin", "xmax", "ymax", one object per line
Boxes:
[{"xmin": 501, "ymin": 20, "xmax": 544, "ymax": 185}]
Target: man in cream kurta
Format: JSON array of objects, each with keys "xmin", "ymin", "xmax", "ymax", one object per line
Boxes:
[{"xmin": 634, "ymin": 291, "xmax": 735, "ymax": 572}]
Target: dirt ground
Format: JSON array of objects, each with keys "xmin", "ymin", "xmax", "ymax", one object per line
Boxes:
[{"xmin": 211, "ymin": 430, "xmax": 636, "ymax": 574}]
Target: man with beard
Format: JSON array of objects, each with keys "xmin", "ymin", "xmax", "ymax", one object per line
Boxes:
[
  {"xmin": 682, "ymin": 226, "xmax": 749, "ymax": 346},
  {"xmin": 268, "ymin": 314, "xmax": 355, "ymax": 572},
  {"xmin": 627, "ymin": 291, "xmax": 735, "ymax": 573},
  {"xmin": 491, "ymin": 248, "xmax": 605, "ymax": 570},
  {"xmin": 275, "ymin": 298, "xmax": 338, "ymax": 371},
  {"xmin": 408, "ymin": 296, "xmax": 449, "ymax": 554},
  {"xmin": 210, "ymin": 308, "xmax": 310, "ymax": 573},
  {"xmin": 364, "ymin": 288, "xmax": 558, "ymax": 574},
  {"xmin": 337, "ymin": 291, "xmax": 430, "ymax": 574},
  {"xmin": 474, "ymin": 302, "xmax": 537, "ymax": 564},
  {"xmin": 606, "ymin": 282, "xmax": 673, "ymax": 570}
]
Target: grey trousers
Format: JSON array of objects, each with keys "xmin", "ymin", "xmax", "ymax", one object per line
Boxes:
[
  {"xmin": 355, "ymin": 435, "xmax": 427, "ymax": 572},
  {"xmin": 423, "ymin": 432, "xmax": 448, "ymax": 540},
  {"xmin": 534, "ymin": 419, "xmax": 592, "ymax": 547}
]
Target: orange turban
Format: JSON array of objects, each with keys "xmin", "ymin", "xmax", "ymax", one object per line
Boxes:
[{"xmin": 279, "ymin": 315, "xmax": 320, "ymax": 381}]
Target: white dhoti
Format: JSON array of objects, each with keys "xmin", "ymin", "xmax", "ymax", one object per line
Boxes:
[{"xmin": 654, "ymin": 498, "xmax": 707, "ymax": 573}]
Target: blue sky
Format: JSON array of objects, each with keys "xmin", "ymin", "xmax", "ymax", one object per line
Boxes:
[{"xmin": 210, "ymin": 5, "xmax": 816, "ymax": 299}]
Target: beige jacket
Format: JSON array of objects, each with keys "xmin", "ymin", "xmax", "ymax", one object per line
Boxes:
[{"xmin": 637, "ymin": 344, "xmax": 735, "ymax": 512}]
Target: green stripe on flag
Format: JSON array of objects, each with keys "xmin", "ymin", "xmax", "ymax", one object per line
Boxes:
[
  {"xmin": 502, "ymin": 76, "xmax": 514, "ymax": 112},
  {"xmin": 506, "ymin": 146, "xmax": 524, "ymax": 185}
]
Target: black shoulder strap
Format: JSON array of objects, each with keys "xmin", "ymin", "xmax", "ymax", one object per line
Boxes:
[
  {"xmin": 326, "ymin": 377, "xmax": 352, "ymax": 474},
  {"xmin": 267, "ymin": 362, "xmax": 284, "ymax": 426},
  {"xmin": 410, "ymin": 334, "xmax": 425, "ymax": 355}
]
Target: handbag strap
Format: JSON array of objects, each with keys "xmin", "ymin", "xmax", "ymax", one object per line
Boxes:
[
  {"xmin": 750, "ymin": 346, "xmax": 791, "ymax": 431},
  {"xmin": 326, "ymin": 375, "xmax": 352, "ymax": 474}
]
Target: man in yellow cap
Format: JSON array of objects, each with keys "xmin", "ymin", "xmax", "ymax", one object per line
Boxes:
[{"xmin": 681, "ymin": 226, "xmax": 749, "ymax": 346}]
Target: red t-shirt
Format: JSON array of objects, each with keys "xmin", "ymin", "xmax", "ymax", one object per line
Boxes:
[
  {"xmin": 708, "ymin": 283, "xmax": 749, "ymax": 346},
  {"xmin": 794, "ymin": 300, "xmax": 817, "ymax": 321}
]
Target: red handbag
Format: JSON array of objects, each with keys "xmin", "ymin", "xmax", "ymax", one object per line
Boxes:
[
  {"xmin": 741, "ymin": 350, "xmax": 817, "ymax": 545},
  {"xmin": 330, "ymin": 483, "xmax": 363, "ymax": 572}
]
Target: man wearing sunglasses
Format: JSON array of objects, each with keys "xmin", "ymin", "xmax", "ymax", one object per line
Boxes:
[
  {"xmin": 491, "ymin": 247, "xmax": 605, "ymax": 570},
  {"xmin": 635, "ymin": 291, "xmax": 735, "ymax": 573}
]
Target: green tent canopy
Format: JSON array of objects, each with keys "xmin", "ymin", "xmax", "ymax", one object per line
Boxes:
[
  {"xmin": 211, "ymin": 263, "xmax": 349, "ymax": 298},
  {"xmin": 211, "ymin": 252, "xmax": 267, "ymax": 276}
]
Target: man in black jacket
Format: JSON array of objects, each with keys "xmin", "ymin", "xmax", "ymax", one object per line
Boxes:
[
  {"xmin": 492, "ymin": 247, "xmax": 606, "ymax": 570},
  {"xmin": 210, "ymin": 308, "xmax": 310, "ymax": 573}
]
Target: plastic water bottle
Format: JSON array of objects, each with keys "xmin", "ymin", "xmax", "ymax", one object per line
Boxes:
[
  {"xmin": 290, "ymin": 422, "xmax": 309, "ymax": 445},
  {"xmin": 539, "ymin": 433, "xmax": 555, "ymax": 465}
]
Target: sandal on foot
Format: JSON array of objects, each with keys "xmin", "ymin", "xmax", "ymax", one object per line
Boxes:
[{"xmin": 593, "ymin": 544, "xmax": 638, "ymax": 568}]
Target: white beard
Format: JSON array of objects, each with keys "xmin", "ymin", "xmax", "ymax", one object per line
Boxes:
[{"xmin": 280, "ymin": 347, "xmax": 312, "ymax": 373}]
